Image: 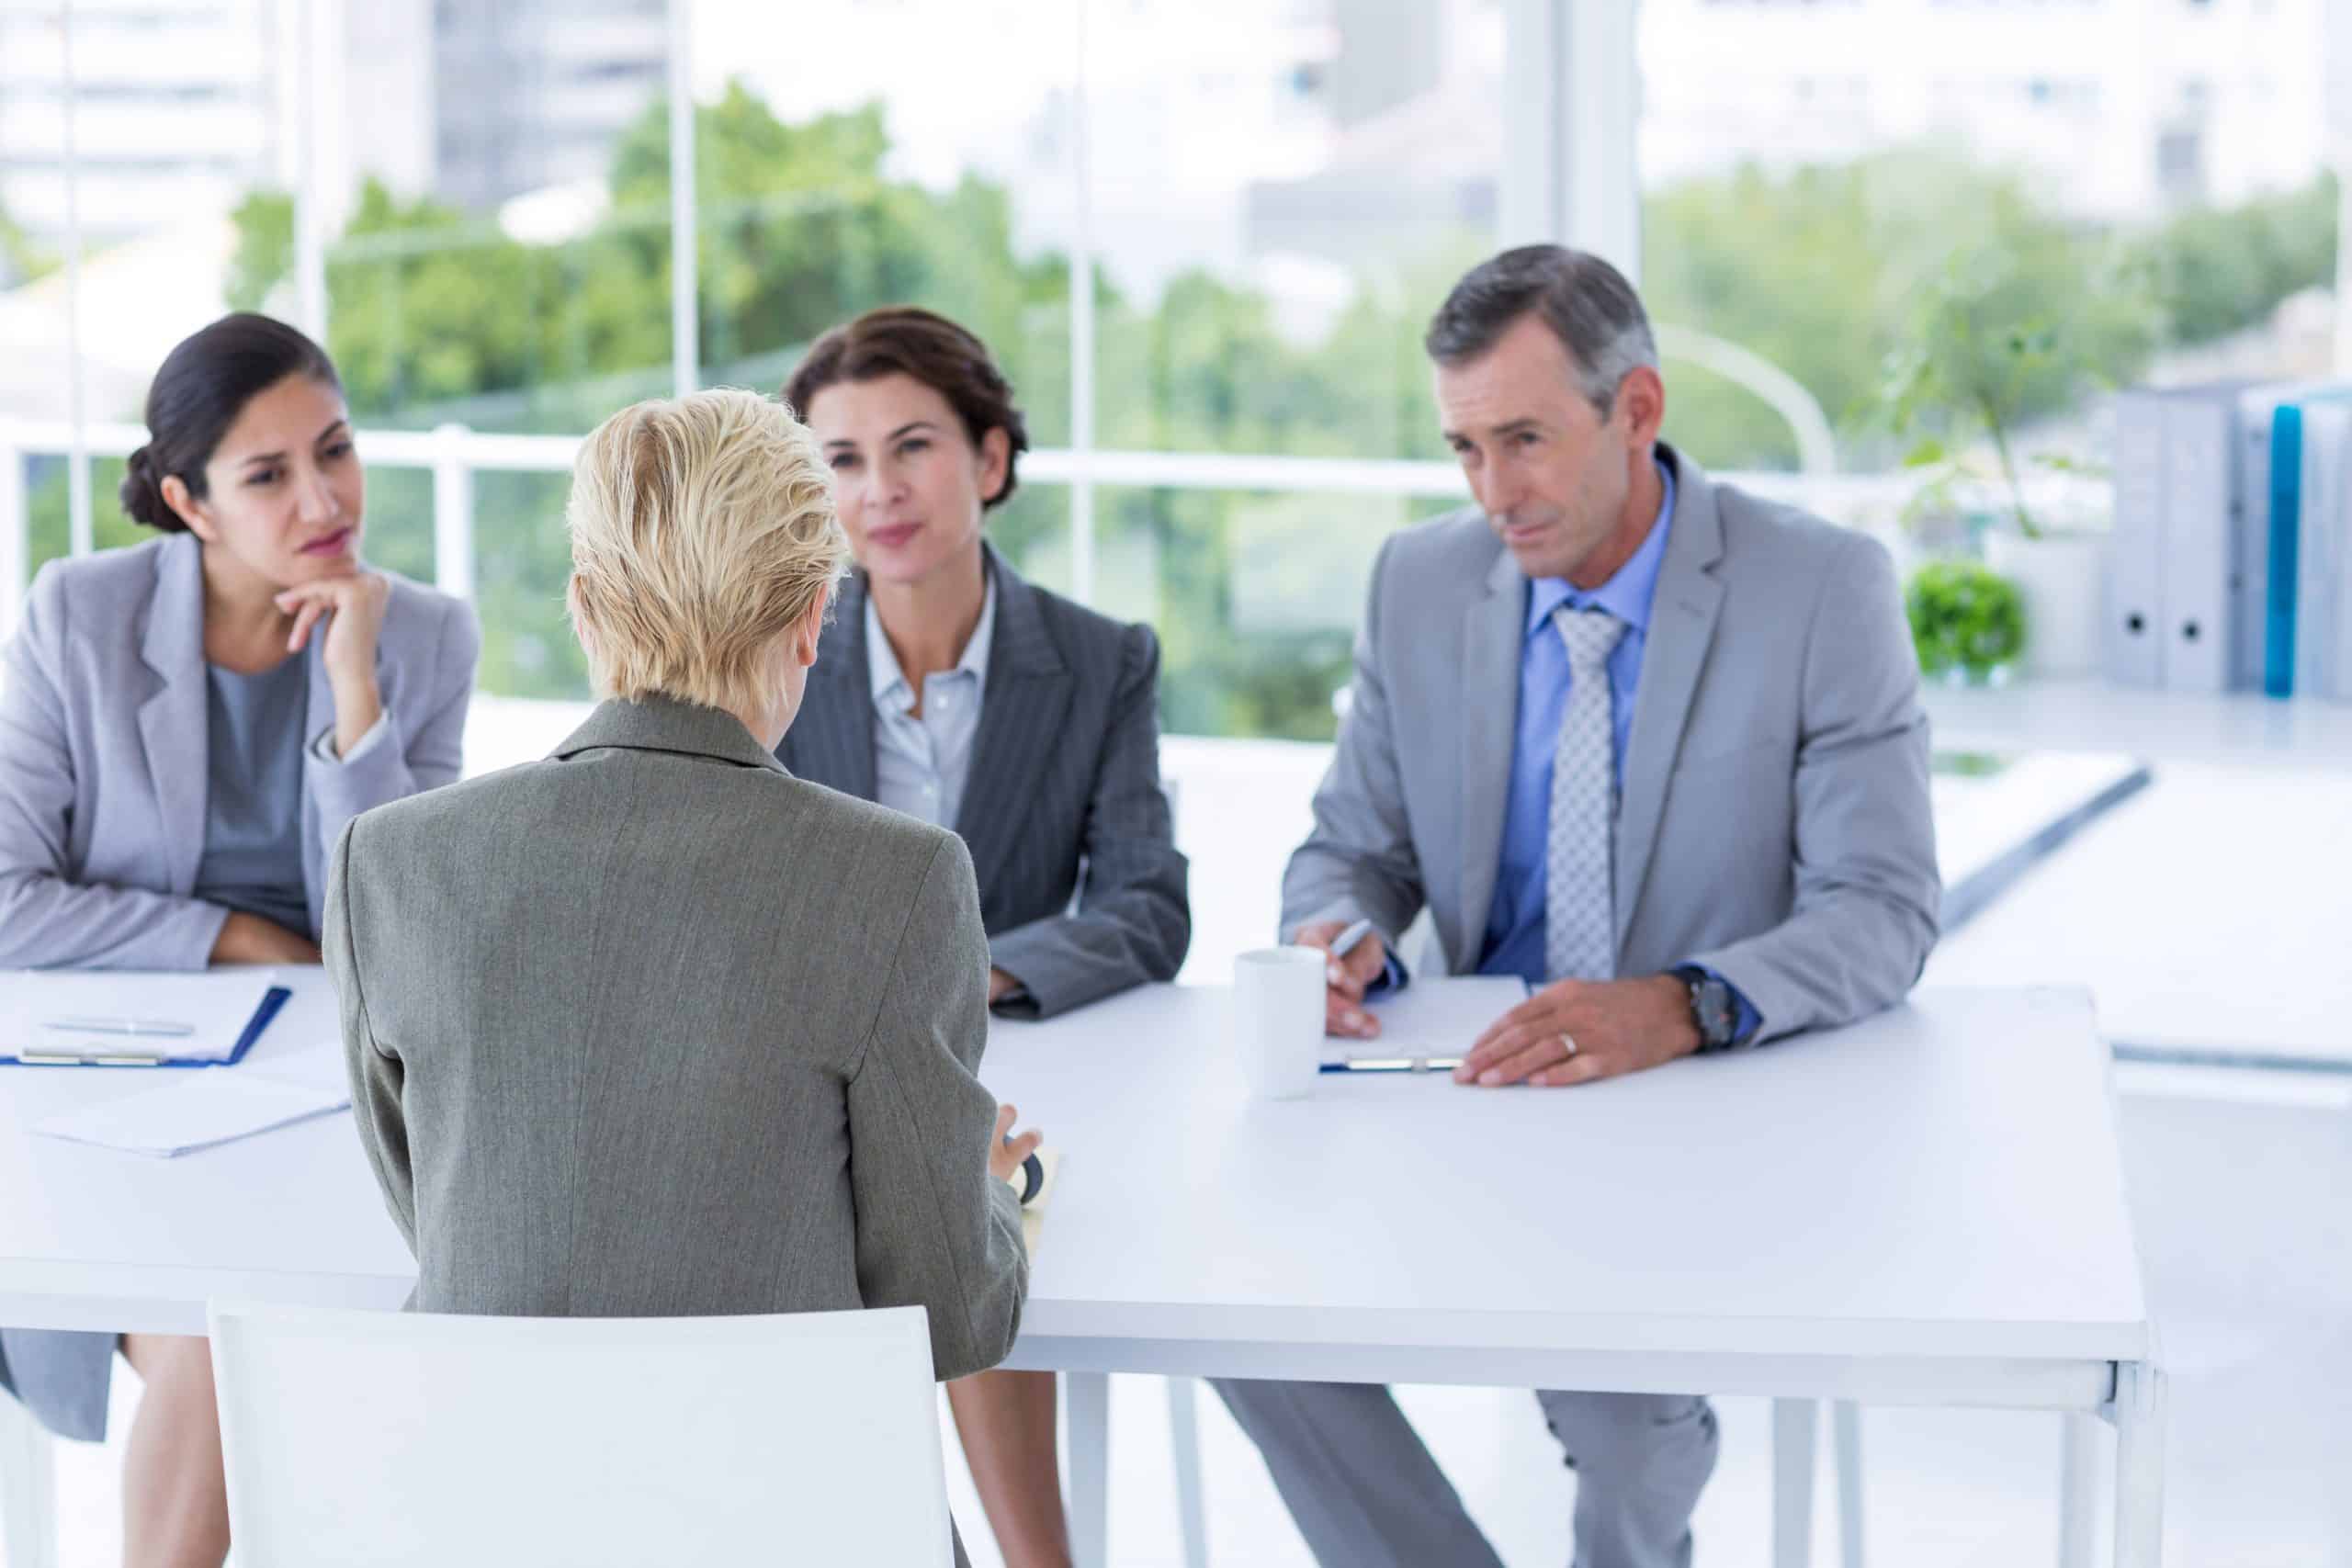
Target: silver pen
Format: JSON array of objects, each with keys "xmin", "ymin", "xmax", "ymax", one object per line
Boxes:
[{"xmin": 40, "ymin": 1017, "xmax": 197, "ymax": 1039}]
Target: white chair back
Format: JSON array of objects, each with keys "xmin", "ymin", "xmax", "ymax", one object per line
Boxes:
[{"xmin": 208, "ymin": 1302, "xmax": 951, "ymax": 1567}]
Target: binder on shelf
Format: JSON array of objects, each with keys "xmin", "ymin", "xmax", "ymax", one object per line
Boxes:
[
  {"xmin": 2331, "ymin": 449, "xmax": 2352, "ymax": 702},
  {"xmin": 2296, "ymin": 403, "xmax": 2352, "ymax": 701},
  {"xmin": 2267, "ymin": 401, "xmax": 2307, "ymax": 696},
  {"xmin": 2105, "ymin": 389, "xmax": 2166, "ymax": 687},
  {"xmin": 2156, "ymin": 387, "xmax": 2241, "ymax": 694},
  {"xmin": 2236, "ymin": 382, "xmax": 2352, "ymax": 697}
]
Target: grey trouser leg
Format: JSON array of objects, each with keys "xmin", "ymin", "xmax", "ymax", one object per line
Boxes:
[
  {"xmin": 1214, "ymin": 1379, "xmax": 1717, "ymax": 1568},
  {"xmin": 1210, "ymin": 1378, "xmax": 1506, "ymax": 1568},
  {"xmin": 1535, "ymin": 1390, "xmax": 1720, "ymax": 1568}
]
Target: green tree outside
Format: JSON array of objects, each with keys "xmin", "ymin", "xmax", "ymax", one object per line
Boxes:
[{"xmin": 25, "ymin": 85, "xmax": 2341, "ymax": 739}]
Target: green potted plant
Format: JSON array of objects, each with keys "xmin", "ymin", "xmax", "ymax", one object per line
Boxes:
[
  {"xmin": 1906, "ymin": 558, "xmax": 2026, "ymax": 684},
  {"xmin": 1875, "ymin": 245, "xmax": 2151, "ymax": 679}
]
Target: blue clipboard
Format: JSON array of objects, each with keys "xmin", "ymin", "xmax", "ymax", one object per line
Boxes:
[{"xmin": 3, "ymin": 985, "xmax": 293, "ymax": 1069}]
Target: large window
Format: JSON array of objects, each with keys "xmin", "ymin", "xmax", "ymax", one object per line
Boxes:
[
  {"xmin": 689, "ymin": 0, "xmax": 1083, "ymax": 606},
  {"xmin": 9, "ymin": 1, "xmax": 2340, "ymax": 738},
  {"xmin": 1, "ymin": 3, "xmax": 282, "ymax": 571},
  {"xmin": 0, "ymin": 0, "xmax": 1492, "ymax": 740},
  {"xmin": 1636, "ymin": 0, "xmax": 2342, "ymax": 487},
  {"xmin": 1084, "ymin": 0, "xmax": 1499, "ymax": 464}
]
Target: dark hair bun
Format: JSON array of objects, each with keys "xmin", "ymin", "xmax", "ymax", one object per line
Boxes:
[
  {"xmin": 119, "ymin": 446, "xmax": 185, "ymax": 534},
  {"xmin": 129, "ymin": 313, "xmax": 342, "ymax": 536}
]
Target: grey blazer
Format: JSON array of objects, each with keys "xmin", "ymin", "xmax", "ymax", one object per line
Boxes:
[
  {"xmin": 323, "ymin": 696, "xmax": 1028, "ymax": 1390},
  {"xmin": 0, "ymin": 530, "xmax": 479, "ymax": 968},
  {"xmin": 1288, "ymin": 445, "xmax": 1940, "ymax": 1042},
  {"xmin": 780, "ymin": 549, "xmax": 1191, "ymax": 1020}
]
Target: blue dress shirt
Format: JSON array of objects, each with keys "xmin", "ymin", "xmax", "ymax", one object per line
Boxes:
[{"xmin": 1460, "ymin": 462, "xmax": 1759, "ymax": 1039}]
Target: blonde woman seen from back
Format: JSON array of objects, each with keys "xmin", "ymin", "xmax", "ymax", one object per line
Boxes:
[{"xmin": 322, "ymin": 389, "xmax": 1037, "ymax": 1568}]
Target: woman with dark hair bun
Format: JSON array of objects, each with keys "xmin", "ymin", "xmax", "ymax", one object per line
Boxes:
[
  {"xmin": 0, "ymin": 313, "xmax": 479, "ymax": 1565},
  {"xmin": 780, "ymin": 307, "xmax": 1191, "ymax": 1568}
]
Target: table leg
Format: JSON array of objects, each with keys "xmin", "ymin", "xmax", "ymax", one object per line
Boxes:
[
  {"xmin": 0, "ymin": 1392, "xmax": 60, "ymax": 1568},
  {"xmin": 1832, "ymin": 1400, "xmax": 1865, "ymax": 1568},
  {"xmin": 1067, "ymin": 1371, "xmax": 1111, "ymax": 1568},
  {"xmin": 1771, "ymin": 1397, "xmax": 1817, "ymax": 1568},
  {"xmin": 2111, "ymin": 1362, "xmax": 2166, "ymax": 1568},
  {"xmin": 2060, "ymin": 1411, "xmax": 2098, "ymax": 1568},
  {"xmin": 1165, "ymin": 1377, "xmax": 1210, "ymax": 1568}
]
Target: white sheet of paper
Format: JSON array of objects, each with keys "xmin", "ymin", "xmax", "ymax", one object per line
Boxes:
[
  {"xmin": 1321, "ymin": 976, "xmax": 1531, "ymax": 1066},
  {"xmin": 33, "ymin": 1049, "xmax": 351, "ymax": 1158},
  {"xmin": 1, "ymin": 969, "xmax": 283, "ymax": 1063},
  {"xmin": 242, "ymin": 1043, "xmax": 352, "ymax": 1097}
]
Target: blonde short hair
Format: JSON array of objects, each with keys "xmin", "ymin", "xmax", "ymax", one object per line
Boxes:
[{"xmin": 566, "ymin": 389, "xmax": 849, "ymax": 715}]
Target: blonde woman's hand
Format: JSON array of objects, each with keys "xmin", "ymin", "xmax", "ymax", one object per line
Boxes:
[{"xmin": 989, "ymin": 1103, "xmax": 1044, "ymax": 1185}]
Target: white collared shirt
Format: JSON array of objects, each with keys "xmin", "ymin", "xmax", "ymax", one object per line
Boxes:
[{"xmin": 866, "ymin": 577, "xmax": 997, "ymax": 830}]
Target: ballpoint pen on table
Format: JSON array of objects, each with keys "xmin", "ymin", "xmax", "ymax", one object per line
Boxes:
[
  {"xmin": 1320, "ymin": 1052, "xmax": 1464, "ymax": 1076},
  {"xmin": 40, "ymin": 1018, "xmax": 196, "ymax": 1038},
  {"xmin": 17, "ymin": 1050, "xmax": 167, "ymax": 1066}
]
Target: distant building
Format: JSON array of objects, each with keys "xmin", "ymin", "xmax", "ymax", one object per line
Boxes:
[
  {"xmin": 0, "ymin": 0, "xmax": 665, "ymax": 254},
  {"xmin": 1241, "ymin": 0, "xmax": 2336, "ymax": 275},
  {"xmin": 1638, "ymin": 0, "xmax": 2334, "ymax": 217},
  {"xmin": 0, "ymin": 4, "xmax": 288, "ymax": 251}
]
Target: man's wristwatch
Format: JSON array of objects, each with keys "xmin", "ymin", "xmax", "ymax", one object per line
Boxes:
[{"xmin": 1670, "ymin": 964, "xmax": 1741, "ymax": 1054}]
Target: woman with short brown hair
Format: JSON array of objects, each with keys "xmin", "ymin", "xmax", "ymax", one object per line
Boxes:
[{"xmin": 782, "ymin": 309, "xmax": 1191, "ymax": 1568}]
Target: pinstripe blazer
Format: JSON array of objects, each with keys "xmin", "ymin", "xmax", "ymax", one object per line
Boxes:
[{"xmin": 779, "ymin": 548, "xmax": 1190, "ymax": 1019}]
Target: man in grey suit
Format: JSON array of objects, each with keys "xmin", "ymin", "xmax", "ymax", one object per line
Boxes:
[{"xmin": 1213, "ymin": 247, "xmax": 1940, "ymax": 1567}]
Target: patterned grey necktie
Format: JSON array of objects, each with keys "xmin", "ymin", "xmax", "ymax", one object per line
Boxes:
[{"xmin": 1544, "ymin": 605, "xmax": 1627, "ymax": 983}]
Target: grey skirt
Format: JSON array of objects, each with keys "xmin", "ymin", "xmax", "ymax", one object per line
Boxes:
[{"xmin": 0, "ymin": 1326, "xmax": 115, "ymax": 1441}]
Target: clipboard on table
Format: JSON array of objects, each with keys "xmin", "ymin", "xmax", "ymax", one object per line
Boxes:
[
  {"xmin": 1319, "ymin": 976, "xmax": 1531, "ymax": 1074},
  {"xmin": 1, "ymin": 971, "xmax": 294, "ymax": 1068}
]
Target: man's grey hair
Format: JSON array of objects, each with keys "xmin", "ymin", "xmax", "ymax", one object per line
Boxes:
[{"xmin": 1424, "ymin": 244, "xmax": 1659, "ymax": 417}]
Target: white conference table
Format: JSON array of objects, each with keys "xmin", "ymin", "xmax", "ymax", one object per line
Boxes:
[
  {"xmin": 0, "ymin": 973, "xmax": 2162, "ymax": 1566},
  {"xmin": 1928, "ymin": 760, "xmax": 2352, "ymax": 1071},
  {"xmin": 1921, "ymin": 678, "xmax": 2352, "ymax": 771}
]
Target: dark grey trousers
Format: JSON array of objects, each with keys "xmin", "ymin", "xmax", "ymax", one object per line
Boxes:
[
  {"xmin": 0, "ymin": 1326, "xmax": 114, "ymax": 1441},
  {"xmin": 1212, "ymin": 1379, "xmax": 1718, "ymax": 1568}
]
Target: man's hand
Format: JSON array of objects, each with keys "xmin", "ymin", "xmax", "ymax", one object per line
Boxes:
[
  {"xmin": 209, "ymin": 910, "xmax": 323, "ymax": 966},
  {"xmin": 989, "ymin": 1104, "xmax": 1044, "ymax": 1185},
  {"xmin": 1454, "ymin": 975, "xmax": 1700, "ymax": 1088},
  {"xmin": 988, "ymin": 968, "xmax": 1019, "ymax": 1005},
  {"xmin": 1291, "ymin": 919, "xmax": 1388, "ymax": 1040}
]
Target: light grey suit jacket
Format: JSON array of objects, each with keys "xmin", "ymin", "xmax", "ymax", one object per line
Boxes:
[
  {"xmin": 323, "ymin": 696, "xmax": 1028, "ymax": 1390},
  {"xmin": 1288, "ymin": 445, "xmax": 1939, "ymax": 1042},
  {"xmin": 780, "ymin": 547, "xmax": 1191, "ymax": 1019},
  {"xmin": 0, "ymin": 531, "xmax": 479, "ymax": 968}
]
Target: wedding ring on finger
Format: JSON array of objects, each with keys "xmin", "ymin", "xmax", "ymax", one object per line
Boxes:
[{"xmin": 1556, "ymin": 1032, "xmax": 1579, "ymax": 1059}]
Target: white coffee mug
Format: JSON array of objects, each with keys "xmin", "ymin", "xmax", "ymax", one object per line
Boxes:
[{"xmin": 1234, "ymin": 945, "xmax": 1326, "ymax": 1100}]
